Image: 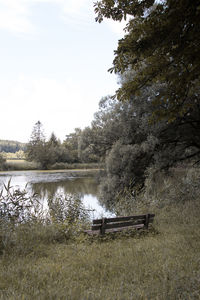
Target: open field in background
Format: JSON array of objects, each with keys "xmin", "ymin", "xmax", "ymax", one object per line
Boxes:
[
  {"xmin": 5, "ymin": 159, "xmax": 38, "ymax": 171},
  {"xmin": 3, "ymin": 160, "xmax": 103, "ymax": 171},
  {"xmin": 0, "ymin": 168, "xmax": 200, "ymax": 299}
]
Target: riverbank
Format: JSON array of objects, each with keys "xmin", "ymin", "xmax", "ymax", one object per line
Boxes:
[
  {"xmin": 3, "ymin": 159, "xmax": 103, "ymax": 172},
  {"xmin": 0, "ymin": 168, "xmax": 100, "ymax": 178},
  {"xmin": 0, "ymin": 168, "xmax": 200, "ymax": 298},
  {"xmin": 0, "ymin": 199, "xmax": 199, "ymax": 299}
]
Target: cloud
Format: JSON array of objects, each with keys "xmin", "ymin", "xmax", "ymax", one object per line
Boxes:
[
  {"xmin": 0, "ymin": 75, "xmax": 100, "ymax": 142},
  {"xmin": 0, "ymin": 0, "xmax": 126, "ymax": 36},
  {"xmin": 0, "ymin": 0, "xmax": 35, "ymax": 35},
  {"xmin": 0, "ymin": 0, "xmax": 94, "ymax": 35}
]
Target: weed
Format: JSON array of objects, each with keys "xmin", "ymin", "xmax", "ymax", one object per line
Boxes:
[{"xmin": 0, "ymin": 169, "xmax": 200, "ymax": 299}]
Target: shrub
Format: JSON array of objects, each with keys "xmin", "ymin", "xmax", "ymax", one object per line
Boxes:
[
  {"xmin": 0, "ymin": 153, "xmax": 6, "ymax": 171},
  {"xmin": 0, "ymin": 181, "xmax": 90, "ymax": 256},
  {"xmin": 105, "ymin": 167, "xmax": 200, "ymax": 216},
  {"xmin": 50, "ymin": 162, "xmax": 102, "ymax": 170}
]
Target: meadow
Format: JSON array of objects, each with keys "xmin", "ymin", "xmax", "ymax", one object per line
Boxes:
[
  {"xmin": 0, "ymin": 169, "xmax": 200, "ymax": 299},
  {"xmin": 3, "ymin": 159, "xmax": 102, "ymax": 171},
  {"xmin": 5, "ymin": 159, "xmax": 38, "ymax": 171}
]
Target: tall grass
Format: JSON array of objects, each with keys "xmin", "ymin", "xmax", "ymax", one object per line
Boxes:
[
  {"xmin": 3, "ymin": 160, "xmax": 104, "ymax": 171},
  {"xmin": 5, "ymin": 159, "xmax": 38, "ymax": 171},
  {"xmin": 50, "ymin": 162, "xmax": 104, "ymax": 170},
  {"xmin": 0, "ymin": 182, "xmax": 90, "ymax": 257},
  {"xmin": 0, "ymin": 168, "xmax": 200, "ymax": 299}
]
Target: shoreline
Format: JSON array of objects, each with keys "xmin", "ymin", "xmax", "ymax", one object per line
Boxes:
[{"xmin": 0, "ymin": 168, "xmax": 101, "ymax": 176}]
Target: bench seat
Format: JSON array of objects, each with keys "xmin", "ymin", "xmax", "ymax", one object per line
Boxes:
[{"xmin": 85, "ymin": 214, "xmax": 155, "ymax": 235}]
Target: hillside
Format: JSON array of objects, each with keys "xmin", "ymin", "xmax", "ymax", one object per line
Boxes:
[{"xmin": 0, "ymin": 140, "xmax": 26, "ymax": 153}]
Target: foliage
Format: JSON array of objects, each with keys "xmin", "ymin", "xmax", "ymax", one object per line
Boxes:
[
  {"xmin": 25, "ymin": 122, "xmax": 102, "ymax": 168},
  {"xmin": 63, "ymin": 128, "xmax": 82, "ymax": 163},
  {"xmin": 0, "ymin": 180, "xmax": 200, "ymax": 298},
  {"xmin": 0, "ymin": 180, "xmax": 40, "ymax": 225},
  {"xmin": 0, "ymin": 140, "xmax": 26, "ymax": 153},
  {"xmin": 4, "ymin": 160, "xmax": 38, "ymax": 171},
  {"xmin": 0, "ymin": 153, "xmax": 6, "ymax": 171},
  {"xmin": 26, "ymin": 122, "xmax": 67, "ymax": 169},
  {"xmin": 50, "ymin": 162, "xmax": 102, "ymax": 170},
  {"xmin": 94, "ymin": 0, "xmax": 200, "ymax": 122},
  {"xmin": 1, "ymin": 150, "xmax": 25, "ymax": 160},
  {"xmin": 92, "ymin": 82, "xmax": 200, "ymax": 206},
  {"xmin": 47, "ymin": 194, "xmax": 90, "ymax": 240},
  {"xmin": 99, "ymin": 140, "xmax": 153, "ymax": 209},
  {"xmin": 93, "ymin": 0, "xmax": 200, "ymax": 202},
  {"xmin": 26, "ymin": 121, "xmax": 48, "ymax": 169},
  {"xmin": 111, "ymin": 167, "xmax": 200, "ymax": 215},
  {"xmin": 142, "ymin": 167, "xmax": 200, "ymax": 208},
  {"xmin": 0, "ymin": 182, "xmax": 90, "ymax": 256},
  {"xmin": 48, "ymin": 194, "xmax": 89, "ymax": 224},
  {"xmin": 92, "ymin": 89, "xmax": 160, "ymax": 204}
]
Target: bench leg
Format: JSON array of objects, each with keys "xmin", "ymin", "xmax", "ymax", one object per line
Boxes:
[
  {"xmin": 100, "ymin": 218, "xmax": 106, "ymax": 235},
  {"xmin": 145, "ymin": 214, "xmax": 149, "ymax": 229}
]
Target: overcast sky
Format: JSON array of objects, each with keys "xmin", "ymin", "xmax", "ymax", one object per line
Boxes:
[{"xmin": 0, "ymin": 0, "xmax": 126, "ymax": 143}]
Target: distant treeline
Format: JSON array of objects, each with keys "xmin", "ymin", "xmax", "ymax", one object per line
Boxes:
[{"xmin": 0, "ymin": 140, "xmax": 26, "ymax": 153}]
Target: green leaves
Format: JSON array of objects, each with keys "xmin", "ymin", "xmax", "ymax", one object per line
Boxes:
[
  {"xmin": 94, "ymin": 0, "xmax": 156, "ymax": 22},
  {"xmin": 95, "ymin": 0, "xmax": 200, "ymax": 122}
]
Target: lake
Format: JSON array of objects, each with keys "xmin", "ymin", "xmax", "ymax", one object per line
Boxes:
[{"xmin": 0, "ymin": 170, "xmax": 112, "ymax": 219}]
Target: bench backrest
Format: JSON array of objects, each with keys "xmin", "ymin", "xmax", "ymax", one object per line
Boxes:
[{"xmin": 92, "ymin": 213, "xmax": 155, "ymax": 234}]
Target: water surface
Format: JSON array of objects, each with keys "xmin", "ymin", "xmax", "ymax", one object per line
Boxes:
[{"xmin": 0, "ymin": 170, "xmax": 111, "ymax": 218}]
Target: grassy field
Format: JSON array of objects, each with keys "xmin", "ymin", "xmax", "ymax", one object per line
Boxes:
[
  {"xmin": 4, "ymin": 159, "xmax": 103, "ymax": 171},
  {"xmin": 0, "ymin": 169, "xmax": 200, "ymax": 299},
  {"xmin": 0, "ymin": 201, "xmax": 200, "ymax": 299},
  {"xmin": 5, "ymin": 159, "xmax": 38, "ymax": 170}
]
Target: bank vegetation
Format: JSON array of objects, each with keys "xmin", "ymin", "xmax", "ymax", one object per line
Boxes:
[
  {"xmin": 1, "ymin": 0, "xmax": 200, "ymax": 298},
  {"xmin": 0, "ymin": 168, "xmax": 200, "ymax": 299}
]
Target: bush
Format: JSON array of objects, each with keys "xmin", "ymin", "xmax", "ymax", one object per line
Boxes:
[
  {"xmin": 0, "ymin": 182, "xmax": 90, "ymax": 256},
  {"xmin": 0, "ymin": 153, "xmax": 6, "ymax": 171},
  {"xmin": 50, "ymin": 162, "xmax": 102, "ymax": 170},
  {"xmin": 5, "ymin": 160, "xmax": 38, "ymax": 171},
  {"xmin": 141, "ymin": 167, "xmax": 200, "ymax": 208},
  {"xmin": 109, "ymin": 167, "xmax": 200, "ymax": 216}
]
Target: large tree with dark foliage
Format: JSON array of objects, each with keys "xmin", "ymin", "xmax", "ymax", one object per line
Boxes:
[
  {"xmin": 94, "ymin": 85, "xmax": 200, "ymax": 207},
  {"xmin": 94, "ymin": 0, "xmax": 200, "ymax": 166},
  {"xmin": 94, "ymin": 0, "xmax": 200, "ymax": 121}
]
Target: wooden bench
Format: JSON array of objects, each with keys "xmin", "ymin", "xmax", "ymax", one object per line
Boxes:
[{"xmin": 85, "ymin": 213, "xmax": 155, "ymax": 235}]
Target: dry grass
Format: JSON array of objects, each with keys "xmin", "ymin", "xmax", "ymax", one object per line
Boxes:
[
  {"xmin": 5, "ymin": 159, "xmax": 38, "ymax": 170},
  {"xmin": 4, "ymin": 160, "xmax": 103, "ymax": 171},
  {"xmin": 0, "ymin": 200, "xmax": 200, "ymax": 299},
  {"xmin": 0, "ymin": 169, "xmax": 200, "ymax": 299}
]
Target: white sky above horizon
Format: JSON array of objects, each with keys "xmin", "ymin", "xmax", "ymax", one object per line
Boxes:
[{"xmin": 0, "ymin": 0, "xmax": 126, "ymax": 143}]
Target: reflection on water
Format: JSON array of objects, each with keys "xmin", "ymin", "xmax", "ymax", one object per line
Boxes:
[
  {"xmin": 0, "ymin": 170, "xmax": 112, "ymax": 218},
  {"xmin": 30, "ymin": 177, "xmax": 98, "ymax": 200}
]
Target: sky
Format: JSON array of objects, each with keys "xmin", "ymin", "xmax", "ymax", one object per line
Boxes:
[{"xmin": 0, "ymin": 0, "xmax": 126, "ymax": 143}]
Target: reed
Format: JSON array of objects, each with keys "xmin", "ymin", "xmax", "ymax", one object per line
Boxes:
[{"xmin": 0, "ymin": 168, "xmax": 199, "ymax": 299}]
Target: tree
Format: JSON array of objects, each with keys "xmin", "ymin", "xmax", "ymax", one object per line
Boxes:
[
  {"xmin": 0, "ymin": 140, "xmax": 26, "ymax": 153},
  {"xmin": 48, "ymin": 132, "xmax": 60, "ymax": 147},
  {"xmin": 95, "ymin": 88, "xmax": 160, "ymax": 205},
  {"xmin": 0, "ymin": 153, "xmax": 6, "ymax": 171},
  {"xmin": 26, "ymin": 121, "xmax": 49, "ymax": 169},
  {"xmin": 94, "ymin": 0, "xmax": 200, "ymax": 171},
  {"xmin": 80, "ymin": 95, "xmax": 139, "ymax": 161},
  {"xmin": 27, "ymin": 121, "xmax": 45, "ymax": 145},
  {"xmin": 93, "ymin": 83, "xmax": 200, "ymax": 207},
  {"xmin": 63, "ymin": 128, "xmax": 82, "ymax": 163},
  {"xmin": 94, "ymin": 0, "xmax": 200, "ymax": 122},
  {"xmin": 46, "ymin": 133, "xmax": 69, "ymax": 165}
]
